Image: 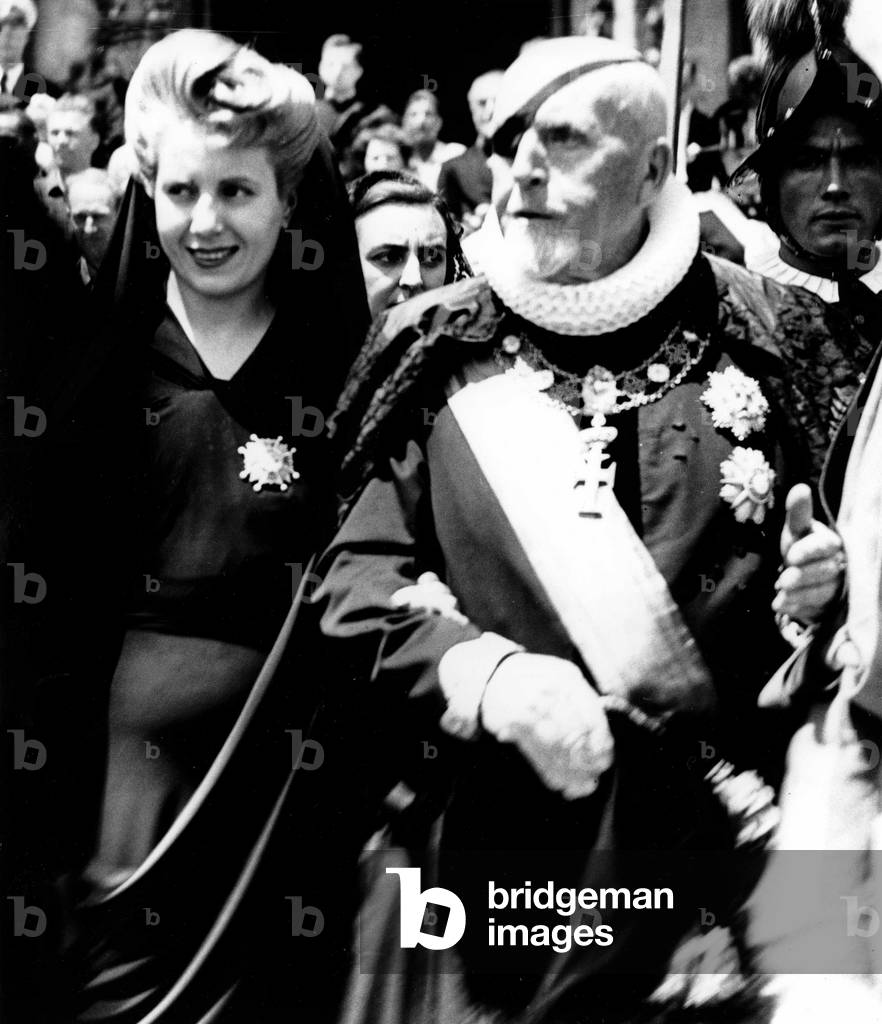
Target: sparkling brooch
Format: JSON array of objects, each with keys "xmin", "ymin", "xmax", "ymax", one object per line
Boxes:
[
  {"xmin": 719, "ymin": 447, "xmax": 775, "ymax": 525},
  {"xmin": 700, "ymin": 365, "xmax": 769, "ymax": 441},
  {"xmin": 237, "ymin": 434, "xmax": 299, "ymax": 492}
]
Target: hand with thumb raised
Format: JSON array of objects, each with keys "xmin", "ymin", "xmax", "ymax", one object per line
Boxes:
[{"xmin": 774, "ymin": 484, "xmax": 844, "ymax": 624}]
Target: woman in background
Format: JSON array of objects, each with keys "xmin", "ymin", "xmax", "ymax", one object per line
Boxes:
[{"xmin": 350, "ymin": 169, "xmax": 470, "ymax": 319}]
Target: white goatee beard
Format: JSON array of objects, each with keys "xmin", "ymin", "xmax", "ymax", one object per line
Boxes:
[{"xmin": 502, "ymin": 217, "xmax": 600, "ymax": 283}]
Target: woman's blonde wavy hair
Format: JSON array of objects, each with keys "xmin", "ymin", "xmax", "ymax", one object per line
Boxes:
[{"xmin": 125, "ymin": 29, "xmax": 320, "ymax": 202}]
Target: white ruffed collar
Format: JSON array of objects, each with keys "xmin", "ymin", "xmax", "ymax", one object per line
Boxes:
[
  {"xmin": 748, "ymin": 245, "xmax": 882, "ymax": 304},
  {"xmin": 463, "ymin": 178, "xmax": 700, "ymax": 336}
]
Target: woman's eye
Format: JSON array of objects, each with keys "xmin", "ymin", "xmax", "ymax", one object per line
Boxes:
[
  {"xmin": 369, "ymin": 249, "xmax": 401, "ymax": 268},
  {"xmin": 421, "ymin": 247, "xmax": 446, "ymax": 268},
  {"xmin": 220, "ymin": 183, "xmax": 253, "ymax": 199}
]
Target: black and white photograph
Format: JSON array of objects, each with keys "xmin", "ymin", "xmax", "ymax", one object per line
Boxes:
[{"xmin": 4, "ymin": 0, "xmax": 882, "ymax": 1021}]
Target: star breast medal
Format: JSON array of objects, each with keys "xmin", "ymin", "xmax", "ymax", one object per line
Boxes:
[{"xmin": 238, "ymin": 434, "xmax": 300, "ymax": 492}]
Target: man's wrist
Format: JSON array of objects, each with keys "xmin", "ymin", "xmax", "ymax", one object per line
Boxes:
[{"xmin": 438, "ymin": 633, "xmax": 525, "ymax": 740}]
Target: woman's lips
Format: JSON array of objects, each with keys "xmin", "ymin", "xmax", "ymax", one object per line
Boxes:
[{"xmin": 187, "ymin": 245, "xmax": 239, "ymax": 268}]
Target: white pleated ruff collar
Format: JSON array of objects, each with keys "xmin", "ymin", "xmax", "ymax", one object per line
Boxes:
[
  {"xmin": 464, "ymin": 178, "xmax": 700, "ymax": 337},
  {"xmin": 749, "ymin": 245, "xmax": 882, "ymax": 304}
]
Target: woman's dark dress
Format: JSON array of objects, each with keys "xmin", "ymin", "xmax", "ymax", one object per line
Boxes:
[{"xmin": 69, "ymin": 307, "xmax": 342, "ymax": 1022}]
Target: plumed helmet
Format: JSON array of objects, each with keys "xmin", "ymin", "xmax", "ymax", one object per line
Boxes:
[{"xmin": 729, "ymin": 0, "xmax": 882, "ymax": 220}]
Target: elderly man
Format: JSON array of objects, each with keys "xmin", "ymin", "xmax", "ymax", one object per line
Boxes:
[
  {"xmin": 403, "ymin": 88, "xmax": 464, "ymax": 190},
  {"xmin": 0, "ymin": 0, "xmax": 59, "ymax": 103},
  {"xmin": 438, "ymin": 70, "xmax": 503, "ymax": 231},
  {"xmin": 316, "ymin": 37, "xmax": 853, "ymax": 1024},
  {"xmin": 65, "ymin": 166, "xmax": 121, "ymax": 285},
  {"xmin": 735, "ymin": 0, "xmax": 882, "ymax": 377}
]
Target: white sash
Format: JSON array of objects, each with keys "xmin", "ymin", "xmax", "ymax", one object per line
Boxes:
[{"xmin": 447, "ymin": 372, "xmax": 715, "ymax": 714}]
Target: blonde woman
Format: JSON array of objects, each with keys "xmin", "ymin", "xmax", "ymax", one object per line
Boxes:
[{"xmin": 31, "ymin": 29, "xmax": 368, "ymax": 1023}]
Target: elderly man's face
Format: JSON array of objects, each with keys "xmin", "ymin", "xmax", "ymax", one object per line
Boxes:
[
  {"xmin": 0, "ymin": 12, "xmax": 29, "ymax": 68},
  {"xmin": 67, "ymin": 176, "xmax": 119, "ymax": 272},
  {"xmin": 496, "ymin": 76, "xmax": 653, "ymax": 283},
  {"xmin": 48, "ymin": 109, "xmax": 99, "ymax": 174},
  {"xmin": 468, "ymin": 74, "xmax": 502, "ymax": 139},
  {"xmin": 778, "ymin": 113, "xmax": 882, "ymax": 264}
]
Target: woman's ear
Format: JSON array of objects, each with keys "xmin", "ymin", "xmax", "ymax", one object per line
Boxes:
[{"xmin": 282, "ymin": 169, "xmax": 304, "ymax": 224}]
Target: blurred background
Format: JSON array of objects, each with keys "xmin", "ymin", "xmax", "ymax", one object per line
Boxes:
[{"xmin": 30, "ymin": 0, "xmax": 753, "ymax": 149}]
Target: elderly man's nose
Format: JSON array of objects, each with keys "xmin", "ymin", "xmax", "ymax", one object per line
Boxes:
[{"xmin": 511, "ymin": 131, "xmax": 546, "ymax": 188}]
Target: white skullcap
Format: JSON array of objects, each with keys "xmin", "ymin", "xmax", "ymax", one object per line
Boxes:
[{"xmin": 491, "ymin": 36, "xmax": 642, "ymax": 151}]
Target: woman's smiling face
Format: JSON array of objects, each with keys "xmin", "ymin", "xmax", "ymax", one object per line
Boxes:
[{"xmin": 154, "ymin": 120, "xmax": 290, "ymax": 301}]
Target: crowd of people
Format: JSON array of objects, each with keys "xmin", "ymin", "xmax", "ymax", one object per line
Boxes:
[{"xmin": 4, "ymin": 0, "xmax": 882, "ymax": 1023}]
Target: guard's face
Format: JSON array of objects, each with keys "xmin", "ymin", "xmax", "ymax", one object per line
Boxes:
[
  {"xmin": 778, "ymin": 113, "xmax": 882, "ymax": 263},
  {"xmin": 154, "ymin": 122, "xmax": 289, "ymax": 303},
  {"xmin": 494, "ymin": 76, "xmax": 648, "ymax": 283},
  {"xmin": 68, "ymin": 177, "xmax": 119, "ymax": 270},
  {"xmin": 355, "ymin": 201, "xmax": 448, "ymax": 318},
  {"xmin": 48, "ymin": 110, "xmax": 99, "ymax": 174}
]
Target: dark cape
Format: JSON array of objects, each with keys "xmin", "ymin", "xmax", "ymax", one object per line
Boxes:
[
  {"xmin": 308, "ymin": 254, "xmax": 864, "ymax": 1024},
  {"xmin": 5, "ymin": 139, "xmax": 370, "ymax": 1024}
]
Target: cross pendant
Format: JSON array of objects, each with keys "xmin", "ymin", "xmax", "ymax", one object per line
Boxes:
[{"xmin": 574, "ymin": 417, "xmax": 618, "ymax": 519}]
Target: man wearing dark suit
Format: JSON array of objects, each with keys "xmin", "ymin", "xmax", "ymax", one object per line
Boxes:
[
  {"xmin": 438, "ymin": 70, "xmax": 502, "ymax": 232},
  {"xmin": 678, "ymin": 61, "xmax": 726, "ymax": 193},
  {"xmin": 0, "ymin": 0, "xmax": 61, "ymax": 104}
]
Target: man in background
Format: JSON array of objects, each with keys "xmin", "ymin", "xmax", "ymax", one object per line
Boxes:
[
  {"xmin": 315, "ymin": 35, "xmax": 370, "ymax": 157},
  {"xmin": 65, "ymin": 167, "xmax": 121, "ymax": 286},
  {"xmin": 36, "ymin": 93, "xmax": 100, "ymax": 237},
  {"xmin": 402, "ymin": 88, "xmax": 464, "ymax": 190},
  {"xmin": 678, "ymin": 60, "xmax": 727, "ymax": 193},
  {"xmin": 0, "ymin": 0, "xmax": 59, "ymax": 104},
  {"xmin": 438, "ymin": 69, "xmax": 503, "ymax": 233}
]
